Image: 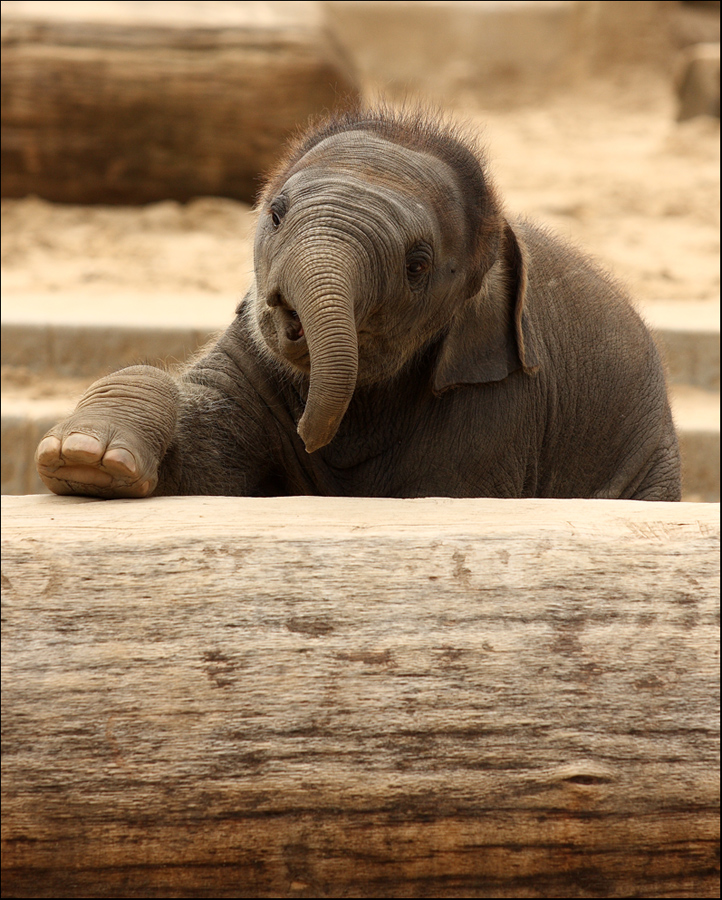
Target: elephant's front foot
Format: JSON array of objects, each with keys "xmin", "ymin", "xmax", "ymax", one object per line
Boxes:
[
  {"xmin": 34, "ymin": 365, "xmax": 179, "ymax": 499},
  {"xmin": 36, "ymin": 431, "xmax": 155, "ymax": 498}
]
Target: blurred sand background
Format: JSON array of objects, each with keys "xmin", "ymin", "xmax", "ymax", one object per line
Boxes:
[{"xmin": 2, "ymin": 1, "xmax": 719, "ymax": 311}]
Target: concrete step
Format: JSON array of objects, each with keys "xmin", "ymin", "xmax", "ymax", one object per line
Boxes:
[
  {"xmin": 669, "ymin": 385, "xmax": 720, "ymax": 502},
  {"xmin": 1, "ymin": 295, "xmax": 719, "ymax": 386},
  {"xmin": 2, "ymin": 374, "xmax": 718, "ymax": 502},
  {"xmin": 638, "ymin": 299, "xmax": 720, "ymax": 391},
  {"xmin": 0, "ymin": 290, "xmax": 230, "ymax": 378}
]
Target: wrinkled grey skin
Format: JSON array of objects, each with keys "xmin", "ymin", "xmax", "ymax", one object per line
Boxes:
[{"xmin": 36, "ymin": 109, "xmax": 681, "ymax": 501}]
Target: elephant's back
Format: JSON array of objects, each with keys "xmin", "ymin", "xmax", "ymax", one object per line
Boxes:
[
  {"xmin": 518, "ymin": 218, "xmax": 661, "ymax": 380},
  {"xmin": 516, "ymin": 219, "xmax": 677, "ymax": 498}
]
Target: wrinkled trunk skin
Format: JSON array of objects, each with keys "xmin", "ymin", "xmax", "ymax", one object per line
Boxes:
[{"xmin": 292, "ymin": 277, "xmax": 359, "ymax": 454}]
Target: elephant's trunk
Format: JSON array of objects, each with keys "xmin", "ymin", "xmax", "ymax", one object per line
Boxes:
[{"xmin": 293, "ymin": 281, "xmax": 359, "ymax": 454}]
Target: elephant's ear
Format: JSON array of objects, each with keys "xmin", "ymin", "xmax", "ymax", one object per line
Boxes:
[{"xmin": 433, "ymin": 221, "xmax": 540, "ymax": 394}]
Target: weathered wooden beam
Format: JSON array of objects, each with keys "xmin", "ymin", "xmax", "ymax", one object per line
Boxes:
[
  {"xmin": 0, "ymin": 2, "xmax": 358, "ymax": 204},
  {"xmin": 1, "ymin": 495, "xmax": 719, "ymax": 899}
]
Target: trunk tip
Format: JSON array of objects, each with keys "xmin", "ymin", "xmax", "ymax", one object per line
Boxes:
[{"xmin": 297, "ymin": 413, "xmax": 340, "ymax": 455}]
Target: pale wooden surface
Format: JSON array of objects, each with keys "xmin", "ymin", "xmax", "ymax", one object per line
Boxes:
[
  {"xmin": 1, "ymin": 2, "xmax": 358, "ymax": 203},
  {"xmin": 2, "ymin": 495, "xmax": 719, "ymax": 898}
]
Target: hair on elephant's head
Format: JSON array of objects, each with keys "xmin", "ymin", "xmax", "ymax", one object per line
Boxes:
[{"xmin": 250, "ymin": 105, "xmax": 538, "ymax": 453}]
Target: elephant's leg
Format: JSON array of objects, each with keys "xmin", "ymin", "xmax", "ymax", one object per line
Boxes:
[
  {"xmin": 629, "ymin": 443, "xmax": 683, "ymax": 501},
  {"xmin": 627, "ymin": 404, "xmax": 682, "ymax": 502},
  {"xmin": 36, "ymin": 365, "xmax": 179, "ymax": 499}
]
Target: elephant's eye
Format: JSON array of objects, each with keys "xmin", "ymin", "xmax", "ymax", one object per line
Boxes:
[
  {"xmin": 269, "ymin": 196, "xmax": 288, "ymax": 230},
  {"xmin": 407, "ymin": 260, "xmax": 428, "ymax": 276},
  {"xmin": 406, "ymin": 242, "xmax": 432, "ymax": 288}
]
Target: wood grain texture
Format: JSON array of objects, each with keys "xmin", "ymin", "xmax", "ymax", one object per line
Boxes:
[
  {"xmin": 1, "ymin": 495, "xmax": 719, "ymax": 898},
  {"xmin": 0, "ymin": 9, "xmax": 358, "ymax": 203}
]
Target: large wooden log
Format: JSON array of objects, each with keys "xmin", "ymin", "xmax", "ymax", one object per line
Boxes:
[
  {"xmin": 1, "ymin": 495, "xmax": 719, "ymax": 899},
  {"xmin": 0, "ymin": 1, "xmax": 358, "ymax": 204}
]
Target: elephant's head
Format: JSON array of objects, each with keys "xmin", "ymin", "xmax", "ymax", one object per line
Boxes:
[{"xmin": 251, "ymin": 107, "xmax": 538, "ymax": 453}]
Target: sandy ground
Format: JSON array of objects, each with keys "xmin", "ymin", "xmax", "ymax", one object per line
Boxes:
[{"xmin": 2, "ymin": 74, "xmax": 719, "ymax": 313}]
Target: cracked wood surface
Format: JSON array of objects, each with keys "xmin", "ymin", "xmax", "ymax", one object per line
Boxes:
[{"xmin": 1, "ymin": 495, "xmax": 719, "ymax": 898}]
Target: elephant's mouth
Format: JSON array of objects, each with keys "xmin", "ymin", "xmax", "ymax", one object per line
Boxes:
[
  {"xmin": 285, "ymin": 309, "xmax": 305, "ymax": 341},
  {"xmin": 276, "ymin": 307, "xmax": 310, "ymax": 368}
]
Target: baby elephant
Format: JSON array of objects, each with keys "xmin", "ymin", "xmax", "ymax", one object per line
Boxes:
[{"xmin": 36, "ymin": 107, "xmax": 681, "ymax": 501}]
